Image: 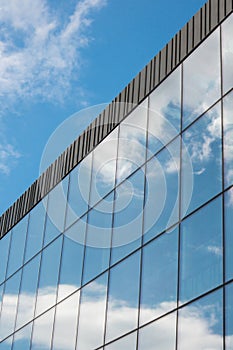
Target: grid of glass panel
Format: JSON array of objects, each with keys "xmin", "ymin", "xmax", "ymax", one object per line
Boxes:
[{"xmin": 0, "ymin": 13, "xmax": 233, "ymax": 350}]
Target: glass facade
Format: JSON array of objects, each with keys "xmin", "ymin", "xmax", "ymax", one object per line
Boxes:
[{"xmin": 0, "ymin": 9, "xmax": 233, "ymax": 350}]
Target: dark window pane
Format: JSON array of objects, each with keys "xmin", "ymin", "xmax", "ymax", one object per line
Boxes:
[{"xmin": 180, "ymin": 197, "xmax": 223, "ymax": 303}]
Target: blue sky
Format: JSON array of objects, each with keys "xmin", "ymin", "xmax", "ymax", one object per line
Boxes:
[{"xmin": 0, "ymin": 0, "xmax": 207, "ymax": 215}]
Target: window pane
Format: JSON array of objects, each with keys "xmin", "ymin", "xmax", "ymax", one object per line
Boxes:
[
  {"xmin": 138, "ymin": 312, "xmax": 176, "ymax": 350},
  {"xmin": 12, "ymin": 323, "xmax": 32, "ymax": 350},
  {"xmin": 43, "ymin": 214, "xmax": 60, "ymax": 247},
  {"xmin": 177, "ymin": 289, "xmax": 223, "ymax": 349},
  {"xmin": 76, "ymin": 273, "xmax": 108, "ymax": 350},
  {"xmin": 183, "ymin": 28, "xmax": 220, "ymax": 128},
  {"xmin": 90, "ymin": 128, "xmax": 118, "ymax": 208},
  {"xmin": 105, "ymin": 331, "xmax": 137, "ymax": 350},
  {"xmin": 182, "ymin": 103, "xmax": 222, "ymax": 216},
  {"xmin": 180, "ymin": 197, "xmax": 223, "ymax": 303},
  {"xmin": 140, "ymin": 229, "xmax": 178, "ymax": 325},
  {"xmin": 46, "ymin": 177, "xmax": 69, "ymax": 234},
  {"xmin": 0, "ymin": 231, "xmax": 11, "ymax": 284},
  {"xmin": 226, "ymin": 282, "xmax": 233, "ymax": 350},
  {"xmin": 83, "ymin": 193, "xmax": 113, "ymax": 285},
  {"xmin": 7, "ymin": 216, "xmax": 28, "ymax": 278},
  {"xmin": 31, "ymin": 308, "xmax": 54, "ymax": 350},
  {"xmin": 52, "ymin": 291, "xmax": 80, "ymax": 350},
  {"xmin": 222, "ymin": 13, "xmax": 233, "ymax": 94},
  {"xmin": 116, "ymin": 99, "xmax": 148, "ymax": 184},
  {"xmin": 105, "ymin": 251, "xmax": 140, "ymax": 343},
  {"xmin": 65, "ymin": 154, "xmax": 92, "ymax": 229},
  {"xmin": 144, "ymin": 137, "xmax": 180, "ymax": 243},
  {"xmin": 35, "ymin": 236, "xmax": 62, "ymax": 316},
  {"xmin": 58, "ymin": 219, "xmax": 85, "ymax": 302},
  {"xmin": 0, "ymin": 336, "xmax": 13, "ymax": 349},
  {"xmin": 223, "ymin": 91, "xmax": 233, "ymax": 189},
  {"xmin": 15, "ymin": 254, "xmax": 40, "ymax": 330},
  {"xmin": 225, "ymin": 188, "xmax": 233, "ymax": 282},
  {"xmin": 0, "ymin": 270, "xmax": 21, "ymax": 340},
  {"xmin": 24, "ymin": 198, "xmax": 47, "ymax": 263},
  {"xmin": 147, "ymin": 65, "xmax": 181, "ymax": 157},
  {"xmin": 111, "ymin": 168, "xmax": 144, "ymax": 264}
]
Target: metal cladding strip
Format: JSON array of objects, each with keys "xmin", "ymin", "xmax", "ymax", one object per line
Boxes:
[{"xmin": 0, "ymin": 0, "xmax": 233, "ymax": 238}]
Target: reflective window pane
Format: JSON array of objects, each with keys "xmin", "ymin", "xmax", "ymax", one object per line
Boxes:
[
  {"xmin": 15, "ymin": 254, "xmax": 40, "ymax": 330},
  {"xmin": 0, "ymin": 231, "xmax": 11, "ymax": 284},
  {"xmin": 178, "ymin": 289, "xmax": 223, "ymax": 349},
  {"xmin": 222, "ymin": 13, "xmax": 233, "ymax": 94},
  {"xmin": 83, "ymin": 194, "xmax": 113, "ymax": 285},
  {"xmin": 180, "ymin": 197, "xmax": 223, "ymax": 303},
  {"xmin": 225, "ymin": 188, "xmax": 233, "ymax": 282},
  {"xmin": 35, "ymin": 236, "xmax": 62, "ymax": 316},
  {"xmin": 43, "ymin": 214, "xmax": 60, "ymax": 247},
  {"xmin": 147, "ymin": 66, "xmax": 181, "ymax": 157},
  {"xmin": 0, "ymin": 336, "xmax": 13, "ymax": 349},
  {"xmin": 65, "ymin": 154, "xmax": 92, "ymax": 229},
  {"xmin": 12, "ymin": 323, "xmax": 32, "ymax": 350},
  {"xmin": 7, "ymin": 216, "xmax": 28, "ymax": 278},
  {"xmin": 226, "ymin": 282, "xmax": 233, "ymax": 350},
  {"xmin": 52, "ymin": 291, "xmax": 80, "ymax": 350},
  {"xmin": 144, "ymin": 137, "xmax": 180, "ymax": 243},
  {"xmin": 90, "ymin": 128, "xmax": 118, "ymax": 208},
  {"xmin": 77, "ymin": 273, "xmax": 108, "ymax": 350},
  {"xmin": 46, "ymin": 177, "xmax": 69, "ymax": 234},
  {"xmin": 0, "ymin": 270, "xmax": 21, "ymax": 340},
  {"xmin": 140, "ymin": 229, "xmax": 178, "ymax": 325},
  {"xmin": 31, "ymin": 308, "xmax": 54, "ymax": 350},
  {"xmin": 111, "ymin": 168, "xmax": 144, "ymax": 264},
  {"xmin": 58, "ymin": 219, "xmax": 86, "ymax": 301},
  {"xmin": 138, "ymin": 312, "xmax": 176, "ymax": 350},
  {"xmin": 183, "ymin": 28, "xmax": 220, "ymax": 128},
  {"xmin": 116, "ymin": 99, "xmax": 148, "ymax": 184},
  {"xmin": 24, "ymin": 198, "xmax": 47, "ymax": 263},
  {"xmin": 182, "ymin": 103, "xmax": 222, "ymax": 216},
  {"xmin": 105, "ymin": 331, "xmax": 137, "ymax": 350},
  {"xmin": 223, "ymin": 91, "xmax": 233, "ymax": 189},
  {"xmin": 106, "ymin": 251, "xmax": 140, "ymax": 342}
]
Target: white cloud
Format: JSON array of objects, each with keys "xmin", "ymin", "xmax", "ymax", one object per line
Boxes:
[
  {"xmin": 0, "ymin": 143, "xmax": 21, "ymax": 175},
  {"xmin": 1, "ymin": 283, "xmax": 231, "ymax": 349},
  {"xmin": 0, "ymin": 0, "xmax": 106, "ymax": 107}
]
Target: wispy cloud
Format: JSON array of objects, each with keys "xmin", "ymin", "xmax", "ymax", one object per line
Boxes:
[
  {"xmin": 0, "ymin": 143, "xmax": 21, "ymax": 175},
  {"xmin": 0, "ymin": 0, "xmax": 106, "ymax": 108}
]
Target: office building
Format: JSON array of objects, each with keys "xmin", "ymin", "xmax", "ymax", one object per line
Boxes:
[{"xmin": 0, "ymin": 0, "xmax": 233, "ymax": 348}]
